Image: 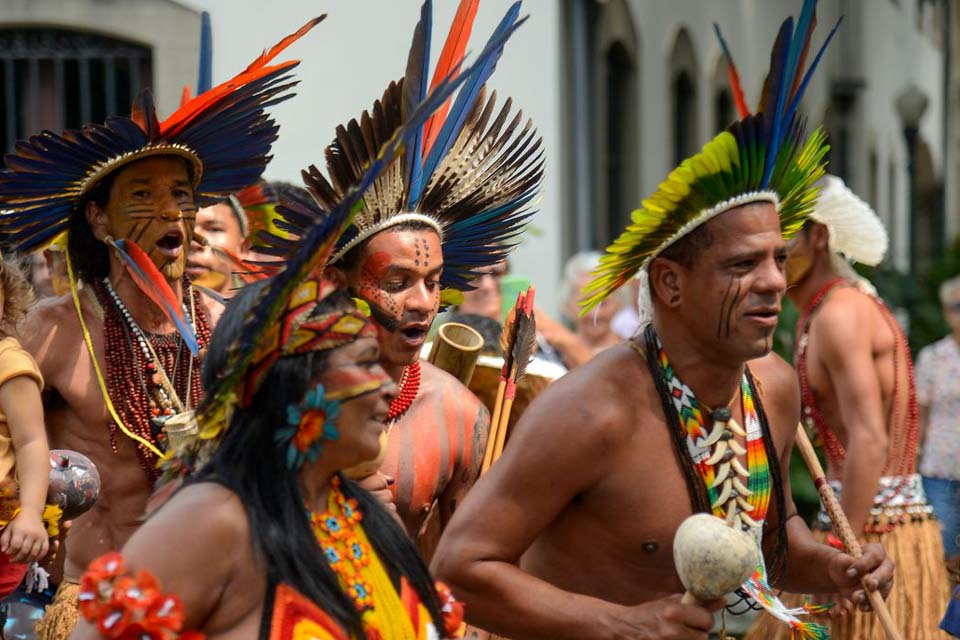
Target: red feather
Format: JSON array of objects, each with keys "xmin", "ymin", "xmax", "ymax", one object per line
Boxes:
[
  {"xmin": 212, "ymin": 244, "xmax": 270, "ymax": 283},
  {"xmin": 421, "ymin": 0, "xmax": 479, "ymax": 157},
  {"xmin": 727, "ymin": 64, "xmax": 750, "ymax": 119},
  {"xmin": 160, "ymin": 15, "xmax": 325, "ymax": 139},
  {"xmin": 109, "ymin": 238, "xmax": 199, "ymax": 354},
  {"xmin": 180, "ymin": 85, "xmax": 192, "ymax": 108}
]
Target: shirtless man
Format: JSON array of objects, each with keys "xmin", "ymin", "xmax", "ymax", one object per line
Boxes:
[
  {"xmin": 433, "ymin": 202, "xmax": 893, "ymax": 640},
  {"xmin": 748, "ymin": 175, "xmax": 949, "ymax": 639},
  {"xmin": 432, "ymin": 8, "xmax": 893, "ymax": 637},
  {"xmin": 328, "ymin": 226, "xmax": 490, "ymax": 546},
  {"xmin": 0, "ymin": 22, "xmax": 316, "ymax": 637}
]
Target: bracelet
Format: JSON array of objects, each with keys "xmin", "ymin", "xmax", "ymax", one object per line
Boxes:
[{"xmin": 79, "ymin": 552, "xmax": 204, "ymax": 640}]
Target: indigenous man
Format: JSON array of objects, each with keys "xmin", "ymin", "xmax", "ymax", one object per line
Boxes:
[
  {"xmin": 260, "ymin": 0, "xmax": 541, "ymax": 555},
  {"xmin": 746, "ymin": 175, "xmax": 950, "ymax": 639},
  {"xmin": 0, "ymin": 20, "xmax": 320, "ymax": 639},
  {"xmin": 432, "ymin": 4, "xmax": 895, "ymax": 639}
]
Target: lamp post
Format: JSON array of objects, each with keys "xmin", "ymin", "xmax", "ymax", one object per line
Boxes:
[{"xmin": 895, "ymin": 84, "xmax": 929, "ymax": 276}]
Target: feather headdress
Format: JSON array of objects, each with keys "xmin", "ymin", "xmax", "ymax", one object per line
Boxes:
[
  {"xmin": 0, "ymin": 15, "xmax": 325, "ymax": 254},
  {"xmin": 811, "ymin": 174, "xmax": 887, "ymax": 267},
  {"xmin": 581, "ymin": 0, "xmax": 837, "ymax": 316},
  {"xmin": 258, "ymin": 0, "xmax": 542, "ymax": 295}
]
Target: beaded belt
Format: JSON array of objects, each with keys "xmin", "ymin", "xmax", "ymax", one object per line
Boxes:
[{"xmin": 814, "ymin": 473, "xmax": 935, "ymax": 534}]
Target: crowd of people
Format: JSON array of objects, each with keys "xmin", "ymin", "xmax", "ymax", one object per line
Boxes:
[{"xmin": 0, "ymin": 0, "xmax": 956, "ymax": 639}]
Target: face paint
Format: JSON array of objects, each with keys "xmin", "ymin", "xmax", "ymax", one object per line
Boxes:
[
  {"xmin": 784, "ymin": 232, "xmax": 813, "ymax": 287},
  {"xmin": 321, "ymin": 360, "xmax": 394, "ymax": 403},
  {"xmin": 102, "ymin": 157, "xmax": 198, "ymax": 281}
]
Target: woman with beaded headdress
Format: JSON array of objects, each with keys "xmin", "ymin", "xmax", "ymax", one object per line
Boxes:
[
  {"xmin": 743, "ymin": 175, "xmax": 951, "ymax": 639},
  {"xmin": 71, "ymin": 58, "xmax": 498, "ymax": 639},
  {"xmin": 433, "ymin": 3, "xmax": 895, "ymax": 639},
  {"xmin": 256, "ymin": 0, "xmax": 542, "ymax": 560},
  {"xmin": 0, "ymin": 17, "xmax": 323, "ymax": 639}
]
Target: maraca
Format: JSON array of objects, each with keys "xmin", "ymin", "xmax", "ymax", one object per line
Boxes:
[
  {"xmin": 673, "ymin": 513, "xmax": 758, "ymax": 604},
  {"xmin": 48, "ymin": 450, "xmax": 100, "ymax": 520}
]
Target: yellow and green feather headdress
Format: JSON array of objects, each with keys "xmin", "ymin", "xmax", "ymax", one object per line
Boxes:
[{"xmin": 581, "ymin": 0, "xmax": 838, "ymax": 315}]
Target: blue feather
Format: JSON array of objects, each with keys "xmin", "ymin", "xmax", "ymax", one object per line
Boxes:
[
  {"xmin": 784, "ymin": 16, "xmax": 843, "ymax": 127},
  {"xmin": 414, "ymin": 3, "xmax": 524, "ymax": 204},
  {"xmin": 111, "ymin": 239, "xmax": 200, "ymax": 356},
  {"xmin": 762, "ymin": 17, "xmax": 794, "ymax": 187},
  {"xmin": 404, "ymin": 0, "xmax": 432, "ymax": 209},
  {"xmin": 198, "ymin": 12, "xmax": 213, "ymax": 94}
]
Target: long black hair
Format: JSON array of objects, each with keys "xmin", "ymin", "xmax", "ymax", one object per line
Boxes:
[{"xmin": 194, "ymin": 279, "xmax": 445, "ymax": 636}]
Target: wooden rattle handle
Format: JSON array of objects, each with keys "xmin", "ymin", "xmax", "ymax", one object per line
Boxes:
[{"xmin": 794, "ymin": 426, "xmax": 903, "ymax": 640}]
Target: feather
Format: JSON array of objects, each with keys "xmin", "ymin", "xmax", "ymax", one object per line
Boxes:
[
  {"xmin": 498, "ymin": 292, "xmax": 523, "ymax": 378},
  {"xmin": 242, "ymin": 15, "xmax": 325, "ymax": 74},
  {"xmin": 197, "ymin": 11, "xmax": 213, "ymax": 94},
  {"xmin": 713, "ymin": 23, "xmax": 750, "ymax": 118},
  {"xmin": 422, "ymin": 0, "xmax": 480, "ymax": 158},
  {"xmin": 760, "ymin": 17, "xmax": 794, "ymax": 186},
  {"xmin": 415, "ymin": 4, "xmax": 525, "ymax": 203},
  {"xmin": 108, "ymin": 238, "xmax": 200, "ymax": 356},
  {"xmin": 403, "ymin": 0, "xmax": 432, "ymax": 208},
  {"xmin": 784, "ymin": 16, "xmax": 842, "ymax": 126},
  {"xmin": 510, "ymin": 286, "xmax": 536, "ymax": 383},
  {"xmin": 130, "ymin": 89, "xmax": 160, "ymax": 139}
]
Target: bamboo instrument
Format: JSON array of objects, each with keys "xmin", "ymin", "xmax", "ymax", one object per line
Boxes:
[
  {"xmin": 427, "ymin": 322, "xmax": 484, "ymax": 386},
  {"xmin": 793, "ymin": 425, "xmax": 903, "ymax": 640}
]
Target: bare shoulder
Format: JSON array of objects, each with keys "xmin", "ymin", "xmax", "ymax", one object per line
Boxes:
[
  {"xmin": 420, "ymin": 360, "xmax": 484, "ymax": 411},
  {"xmin": 514, "ymin": 341, "xmax": 652, "ymax": 447},
  {"xmin": 815, "ymin": 286, "xmax": 878, "ymax": 330},
  {"xmin": 20, "ymin": 294, "xmax": 83, "ymax": 370},
  {"xmin": 135, "ymin": 482, "xmax": 249, "ymax": 551}
]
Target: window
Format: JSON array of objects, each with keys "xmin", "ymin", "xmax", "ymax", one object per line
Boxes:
[
  {"xmin": 670, "ymin": 29, "xmax": 699, "ymax": 167},
  {"xmin": 0, "ymin": 28, "xmax": 151, "ymax": 152}
]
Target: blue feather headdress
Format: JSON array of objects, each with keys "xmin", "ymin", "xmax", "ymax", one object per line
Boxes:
[
  {"xmin": 0, "ymin": 16, "xmax": 325, "ymax": 254},
  {"xmin": 258, "ymin": 0, "xmax": 543, "ymax": 296}
]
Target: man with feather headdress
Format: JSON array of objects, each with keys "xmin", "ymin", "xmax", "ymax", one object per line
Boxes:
[
  {"xmin": 258, "ymin": 0, "xmax": 542, "ymax": 561},
  {"xmin": 0, "ymin": 19, "xmax": 322, "ymax": 639},
  {"xmin": 433, "ymin": 4, "xmax": 895, "ymax": 639}
]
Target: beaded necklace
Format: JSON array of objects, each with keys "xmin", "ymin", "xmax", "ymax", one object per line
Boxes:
[
  {"xmin": 386, "ymin": 362, "xmax": 421, "ymax": 423},
  {"xmin": 92, "ymin": 278, "xmax": 209, "ymax": 481},
  {"xmin": 310, "ymin": 477, "xmax": 425, "ymax": 640},
  {"xmin": 795, "ymin": 278, "xmax": 919, "ymax": 479},
  {"xmin": 645, "ymin": 326, "xmax": 826, "ymax": 638}
]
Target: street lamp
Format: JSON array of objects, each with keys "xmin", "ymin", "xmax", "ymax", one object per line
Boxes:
[{"xmin": 895, "ymin": 84, "xmax": 928, "ymax": 275}]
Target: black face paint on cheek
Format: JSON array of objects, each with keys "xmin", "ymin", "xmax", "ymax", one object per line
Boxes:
[
  {"xmin": 366, "ymin": 299, "xmax": 401, "ymax": 332},
  {"xmin": 717, "ymin": 277, "xmax": 735, "ymax": 340},
  {"xmin": 724, "ymin": 280, "xmax": 742, "ymax": 339}
]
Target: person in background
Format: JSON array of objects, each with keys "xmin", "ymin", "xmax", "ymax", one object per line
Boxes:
[
  {"xmin": 457, "ymin": 259, "xmax": 509, "ymax": 322},
  {"xmin": 28, "ymin": 252, "xmax": 54, "ymax": 300},
  {"xmin": 917, "ymin": 275, "xmax": 960, "ymax": 570},
  {"xmin": 536, "ymin": 251, "xmax": 627, "ymax": 369},
  {"xmin": 186, "ymin": 196, "xmax": 250, "ymax": 297}
]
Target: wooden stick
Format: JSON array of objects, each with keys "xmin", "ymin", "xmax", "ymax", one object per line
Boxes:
[
  {"xmin": 794, "ymin": 425, "xmax": 904, "ymax": 640},
  {"xmin": 491, "ymin": 394, "xmax": 516, "ymax": 463},
  {"xmin": 480, "ymin": 379, "xmax": 507, "ymax": 474}
]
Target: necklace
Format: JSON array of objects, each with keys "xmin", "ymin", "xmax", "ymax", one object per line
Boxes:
[
  {"xmin": 311, "ymin": 477, "xmax": 379, "ymax": 637},
  {"xmin": 646, "ymin": 326, "xmax": 827, "ymax": 637},
  {"xmin": 93, "ymin": 278, "xmax": 209, "ymax": 481},
  {"xmin": 386, "ymin": 361, "xmax": 421, "ymax": 423}
]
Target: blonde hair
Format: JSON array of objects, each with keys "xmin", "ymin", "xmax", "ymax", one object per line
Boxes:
[
  {"xmin": 0, "ymin": 258, "xmax": 35, "ymax": 335},
  {"xmin": 939, "ymin": 275, "xmax": 960, "ymax": 306}
]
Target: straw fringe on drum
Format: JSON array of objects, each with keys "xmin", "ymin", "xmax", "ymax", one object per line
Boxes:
[{"xmin": 35, "ymin": 580, "xmax": 80, "ymax": 640}]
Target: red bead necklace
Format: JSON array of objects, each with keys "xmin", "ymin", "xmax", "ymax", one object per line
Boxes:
[
  {"xmin": 94, "ymin": 278, "xmax": 210, "ymax": 482},
  {"xmin": 795, "ymin": 278, "xmax": 920, "ymax": 478},
  {"xmin": 386, "ymin": 361, "xmax": 421, "ymax": 423}
]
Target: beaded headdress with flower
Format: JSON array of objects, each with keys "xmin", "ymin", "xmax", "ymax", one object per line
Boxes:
[
  {"xmin": 257, "ymin": 0, "xmax": 542, "ymax": 300},
  {"xmin": 581, "ymin": 0, "xmax": 837, "ymax": 320}
]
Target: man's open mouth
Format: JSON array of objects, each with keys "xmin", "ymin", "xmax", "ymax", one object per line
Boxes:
[
  {"xmin": 157, "ymin": 230, "xmax": 184, "ymax": 250},
  {"xmin": 399, "ymin": 326, "xmax": 428, "ymax": 344}
]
